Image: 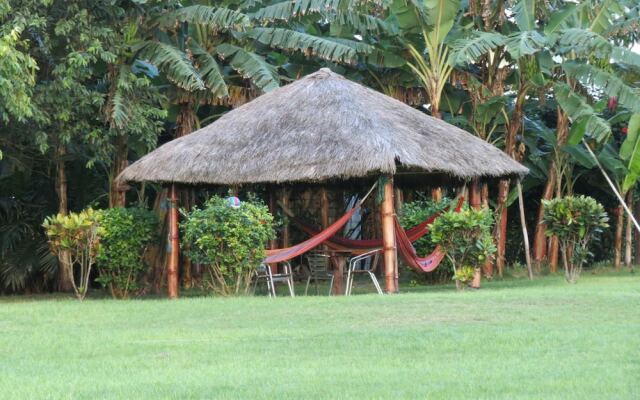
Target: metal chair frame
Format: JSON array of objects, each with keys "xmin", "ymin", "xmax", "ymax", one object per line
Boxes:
[
  {"xmin": 345, "ymin": 249, "xmax": 383, "ymax": 296},
  {"xmin": 304, "ymin": 253, "xmax": 333, "ymax": 295},
  {"xmin": 253, "ymin": 262, "xmax": 295, "ymax": 297}
]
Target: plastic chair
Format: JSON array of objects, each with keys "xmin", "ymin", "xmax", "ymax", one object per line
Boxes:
[
  {"xmin": 253, "ymin": 262, "xmax": 295, "ymax": 297},
  {"xmin": 304, "ymin": 253, "xmax": 333, "ymax": 295},
  {"xmin": 345, "ymin": 249, "xmax": 383, "ymax": 295}
]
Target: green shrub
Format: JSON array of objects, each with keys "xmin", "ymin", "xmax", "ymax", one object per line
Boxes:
[
  {"xmin": 96, "ymin": 207, "xmax": 157, "ymax": 299},
  {"xmin": 542, "ymin": 195, "xmax": 609, "ymax": 283},
  {"xmin": 181, "ymin": 196, "xmax": 275, "ymax": 296},
  {"xmin": 429, "ymin": 207, "xmax": 496, "ymax": 290},
  {"xmin": 43, "ymin": 209, "xmax": 102, "ymax": 300}
]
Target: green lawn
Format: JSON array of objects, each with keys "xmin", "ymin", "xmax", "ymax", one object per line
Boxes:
[{"xmin": 1, "ymin": 273, "xmax": 639, "ymax": 399}]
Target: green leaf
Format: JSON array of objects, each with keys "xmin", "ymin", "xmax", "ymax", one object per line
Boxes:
[
  {"xmin": 621, "ymin": 114, "xmax": 640, "ymax": 192},
  {"xmin": 216, "ymin": 44, "xmax": 280, "ymax": 92},
  {"xmin": 544, "ymin": 4, "xmax": 576, "ymax": 35},
  {"xmin": 248, "ymin": 27, "xmax": 371, "ymax": 64},
  {"xmin": 514, "ymin": 0, "xmax": 537, "ymax": 31},
  {"xmin": 154, "ymin": 5, "xmax": 250, "ymax": 31},
  {"xmin": 448, "ymin": 31, "xmax": 506, "ymax": 66},
  {"xmin": 505, "ymin": 30, "xmax": 546, "ymax": 59},
  {"xmin": 424, "ymin": 0, "xmax": 460, "ymax": 44},
  {"xmin": 189, "ymin": 42, "xmax": 228, "ymax": 98},
  {"xmin": 562, "ymin": 61, "xmax": 640, "ymax": 114},
  {"xmin": 554, "ymin": 83, "xmax": 611, "ymax": 144},
  {"xmin": 135, "ymin": 41, "xmax": 205, "ymax": 92}
]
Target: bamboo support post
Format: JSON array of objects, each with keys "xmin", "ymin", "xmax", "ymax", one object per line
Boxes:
[
  {"xmin": 281, "ymin": 188, "xmax": 290, "ymax": 247},
  {"xmin": 381, "ymin": 176, "xmax": 397, "ymax": 294},
  {"xmin": 167, "ymin": 184, "xmax": 179, "ymax": 299}
]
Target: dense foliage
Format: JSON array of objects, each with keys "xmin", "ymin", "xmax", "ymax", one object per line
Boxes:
[
  {"xmin": 543, "ymin": 196, "xmax": 609, "ymax": 283},
  {"xmin": 430, "ymin": 207, "xmax": 497, "ymax": 289},
  {"xmin": 181, "ymin": 196, "xmax": 275, "ymax": 296},
  {"xmin": 96, "ymin": 207, "xmax": 158, "ymax": 298}
]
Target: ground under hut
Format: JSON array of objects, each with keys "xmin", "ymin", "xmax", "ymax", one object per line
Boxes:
[{"xmin": 117, "ymin": 68, "xmax": 527, "ymax": 298}]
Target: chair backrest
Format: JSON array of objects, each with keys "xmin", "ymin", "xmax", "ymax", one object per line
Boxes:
[
  {"xmin": 349, "ymin": 249, "xmax": 381, "ymax": 272},
  {"xmin": 306, "ymin": 253, "xmax": 330, "ymax": 275}
]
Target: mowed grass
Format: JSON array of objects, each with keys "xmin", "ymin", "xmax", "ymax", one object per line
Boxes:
[{"xmin": 1, "ymin": 273, "xmax": 639, "ymax": 399}]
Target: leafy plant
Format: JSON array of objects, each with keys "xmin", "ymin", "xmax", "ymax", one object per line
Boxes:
[
  {"xmin": 181, "ymin": 195, "xmax": 275, "ymax": 296},
  {"xmin": 430, "ymin": 207, "xmax": 496, "ymax": 290},
  {"xmin": 542, "ymin": 196, "xmax": 609, "ymax": 283},
  {"xmin": 452, "ymin": 266, "xmax": 475, "ymax": 286},
  {"xmin": 43, "ymin": 209, "xmax": 102, "ymax": 300},
  {"xmin": 96, "ymin": 207, "xmax": 157, "ymax": 299}
]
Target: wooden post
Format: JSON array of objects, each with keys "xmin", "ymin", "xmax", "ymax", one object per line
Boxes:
[
  {"xmin": 394, "ymin": 187, "xmax": 403, "ymax": 290},
  {"xmin": 381, "ymin": 176, "xmax": 397, "ymax": 294},
  {"xmin": 469, "ymin": 179, "xmax": 482, "ymax": 288},
  {"xmin": 320, "ymin": 188, "xmax": 330, "ymax": 229},
  {"xmin": 167, "ymin": 184, "xmax": 179, "ymax": 299},
  {"xmin": 268, "ymin": 190, "xmax": 278, "ymax": 274},
  {"xmin": 281, "ymin": 188, "xmax": 290, "ymax": 248}
]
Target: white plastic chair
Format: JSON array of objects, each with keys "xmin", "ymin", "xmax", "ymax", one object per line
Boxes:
[{"xmin": 345, "ymin": 249, "xmax": 383, "ymax": 295}]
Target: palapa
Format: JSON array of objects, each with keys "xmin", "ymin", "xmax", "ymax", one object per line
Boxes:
[{"xmin": 117, "ymin": 68, "xmax": 527, "ymax": 185}]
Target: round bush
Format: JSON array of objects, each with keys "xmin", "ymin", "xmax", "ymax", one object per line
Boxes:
[{"xmin": 181, "ymin": 196, "xmax": 275, "ymax": 296}]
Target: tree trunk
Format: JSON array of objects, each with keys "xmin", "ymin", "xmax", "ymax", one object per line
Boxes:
[
  {"xmin": 109, "ymin": 134, "xmax": 128, "ymax": 208},
  {"xmin": 55, "ymin": 144, "xmax": 73, "ymax": 292},
  {"xmin": 625, "ymin": 192, "xmax": 633, "ymax": 270},
  {"xmin": 614, "ymin": 204, "xmax": 624, "ymax": 271},
  {"xmin": 175, "ymin": 104, "xmax": 198, "ymax": 287},
  {"xmin": 533, "ymin": 108, "xmax": 568, "ymax": 268}
]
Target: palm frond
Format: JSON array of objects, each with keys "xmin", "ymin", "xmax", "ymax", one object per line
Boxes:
[
  {"xmin": 135, "ymin": 41, "xmax": 205, "ymax": 92},
  {"xmin": 155, "ymin": 5, "xmax": 250, "ymax": 31},
  {"xmin": 559, "ymin": 28, "xmax": 640, "ymax": 68},
  {"xmin": 505, "ymin": 31, "xmax": 546, "ymax": 59},
  {"xmin": 562, "ymin": 61, "xmax": 640, "ymax": 113},
  {"xmin": 448, "ymin": 31, "xmax": 507, "ymax": 66},
  {"xmin": 554, "ymin": 83, "xmax": 611, "ymax": 144},
  {"xmin": 513, "ymin": 0, "xmax": 537, "ymax": 31},
  {"xmin": 190, "ymin": 42, "xmax": 229, "ymax": 98},
  {"xmin": 216, "ymin": 44, "xmax": 280, "ymax": 92},
  {"xmin": 248, "ymin": 27, "xmax": 371, "ymax": 64}
]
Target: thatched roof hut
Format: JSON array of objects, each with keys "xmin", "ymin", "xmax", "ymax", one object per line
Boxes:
[{"xmin": 118, "ymin": 68, "xmax": 527, "ymax": 186}]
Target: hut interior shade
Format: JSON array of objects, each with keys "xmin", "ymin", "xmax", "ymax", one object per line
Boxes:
[{"xmin": 117, "ymin": 68, "xmax": 528, "ymax": 185}]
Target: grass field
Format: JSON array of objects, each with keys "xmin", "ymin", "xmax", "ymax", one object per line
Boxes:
[{"xmin": 0, "ymin": 272, "xmax": 639, "ymax": 399}]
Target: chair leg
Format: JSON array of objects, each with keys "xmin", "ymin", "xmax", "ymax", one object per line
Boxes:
[
  {"xmin": 328, "ymin": 275, "xmax": 335, "ymax": 296},
  {"xmin": 287, "ymin": 276, "xmax": 295, "ymax": 297},
  {"xmin": 304, "ymin": 276, "xmax": 311, "ymax": 296},
  {"xmin": 346, "ymin": 268, "xmax": 354, "ymax": 296},
  {"xmin": 368, "ymin": 271, "xmax": 383, "ymax": 295}
]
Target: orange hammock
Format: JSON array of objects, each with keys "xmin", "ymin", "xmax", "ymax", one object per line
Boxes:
[
  {"xmin": 264, "ymin": 206, "xmax": 359, "ymax": 264},
  {"xmin": 394, "ymin": 217, "xmax": 446, "ymax": 273},
  {"xmin": 294, "ymin": 197, "xmax": 464, "ymax": 251}
]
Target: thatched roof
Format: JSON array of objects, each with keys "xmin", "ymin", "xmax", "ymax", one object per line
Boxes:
[{"xmin": 118, "ymin": 68, "xmax": 527, "ymax": 185}]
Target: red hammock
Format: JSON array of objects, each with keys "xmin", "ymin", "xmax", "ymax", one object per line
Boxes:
[
  {"xmin": 293, "ymin": 197, "xmax": 464, "ymax": 250},
  {"xmin": 394, "ymin": 217, "xmax": 446, "ymax": 273},
  {"xmin": 263, "ymin": 206, "xmax": 359, "ymax": 264}
]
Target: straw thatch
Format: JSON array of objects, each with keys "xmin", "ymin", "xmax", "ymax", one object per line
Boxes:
[{"xmin": 118, "ymin": 68, "xmax": 527, "ymax": 185}]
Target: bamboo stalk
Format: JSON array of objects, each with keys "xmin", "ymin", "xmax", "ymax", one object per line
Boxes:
[
  {"xmin": 381, "ymin": 176, "xmax": 397, "ymax": 294},
  {"xmin": 167, "ymin": 184, "xmax": 179, "ymax": 299}
]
